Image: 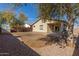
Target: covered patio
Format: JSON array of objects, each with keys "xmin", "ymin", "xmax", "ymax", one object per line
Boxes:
[{"xmin": 47, "ymin": 21, "xmax": 62, "ymax": 33}]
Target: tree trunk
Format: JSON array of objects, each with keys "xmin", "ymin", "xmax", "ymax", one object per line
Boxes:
[{"xmin": 67, "ymin": 17, "xmax": 75, "ymax": 47}]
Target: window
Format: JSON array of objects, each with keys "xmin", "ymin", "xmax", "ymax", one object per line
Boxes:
[
  {"xmin": 34, "ymin": 26, "xmax": 35, "ymax": 27},
  {"xmin": 40, "ymin": 25, "xmax": 43, "ymax": 30}
]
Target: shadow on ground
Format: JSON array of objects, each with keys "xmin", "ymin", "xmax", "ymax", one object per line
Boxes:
[{"xmin": 0, "ymin": 32, "xmax": 40, "ymax": 56}]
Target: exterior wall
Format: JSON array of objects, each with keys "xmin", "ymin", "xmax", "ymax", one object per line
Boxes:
[
  {"xmin": 33, "ymin": 19, "xmax": 47, "ymax": 32},
  {"xmin": 32, "ymin": 19, "xmax": 66, "ymax": 33}
]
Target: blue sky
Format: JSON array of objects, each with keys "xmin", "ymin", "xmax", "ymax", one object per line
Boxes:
[{"xmin": 0, "ymin": 3, "xmax": 39, "ymax": 25}]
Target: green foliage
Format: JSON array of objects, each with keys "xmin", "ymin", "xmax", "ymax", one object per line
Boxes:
[
  {"xmin": 2, "ymin": 11, "xmax": 15, "ymax": 23},
  {"xmin": 0, "ymin": 10, "xmax": 27, "ymax": 33},
  {"xmin": 39, "ymin": 3, "xmax": 53, "ymax": 20},
  {"xmin": 39, "ymin": 3, "xmax": 79, "ymax": 20},
  {"xmin": 10, "ymin": 12, "xmax": 27, "ymax": 29},
  {"xmin": 18, "ymin": 12, "xmax": 27, "ymax": 23}
]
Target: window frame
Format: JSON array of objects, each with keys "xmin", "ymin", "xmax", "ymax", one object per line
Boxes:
[{"xmin": 39, "ymin": 25, "xmax": 43, "ymax": 30}]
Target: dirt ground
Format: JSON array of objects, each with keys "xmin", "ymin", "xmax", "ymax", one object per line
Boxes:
[
  {"xmin": 0, "ymin": 32, "xmax": 79, "ymax": 56},
  {"xmin": 12, "ymin": 32, "xmax": 47, "ymax": 48},
  {"xmin": 11, "ymin": 32, "xmax": 76, "ymax": 56}
]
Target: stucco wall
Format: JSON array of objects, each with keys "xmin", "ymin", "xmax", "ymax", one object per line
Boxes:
[
  {"xmin": 32, "ymin": 19, "xmax": 66, "ymax": 33},
  {"xmin": 33, "ymin": 19, "xmax": 47, "ymax": 32}
]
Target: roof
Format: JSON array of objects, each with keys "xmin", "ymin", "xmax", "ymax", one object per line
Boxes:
[
  {"xmin": 32, "ymin": 17, "xmax": 67, "ymax": 25},
  {"xmin": 32, "ymin": 17, "xmax": 41, "ymax": 25}
]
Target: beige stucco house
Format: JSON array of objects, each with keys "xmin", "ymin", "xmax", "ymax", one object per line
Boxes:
[{"xmin": 32, "ymin": 18, "xmax": 67, "ymax": 33}]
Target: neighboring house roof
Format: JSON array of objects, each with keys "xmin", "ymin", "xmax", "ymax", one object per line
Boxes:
[
  {"xmin": 32, "ymin": 17, "xmax": 67, "ymax": 25},
  {"xmin": 32, "ymin": 17, "xmax": 41, "ymax": 25}
]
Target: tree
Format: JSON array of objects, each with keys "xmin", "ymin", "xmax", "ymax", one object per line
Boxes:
[
  {"xmin": 11, "ymin": 12, "xmax": 27, "ymax": 32},
  {"xmin": 18, "ymin": 12, "xmax": 27, "ymax": 24},
  {"xmin": 0, "ymin": 4, "xmax": 27, "ymax": 33},
  {"xmin": 39, "ymin": 3, "xmax": 79, "ymax": 47},
  {"xmin": 11, "ymin": 19, "xmax": 21, "ymax": 32},
  {"xmin": 2, "ymin": 11, "xmax": 15, "ymax": 23},
  {"xmin": 0, "ymin": 11, "xmax": 15, "ymax": 33}
]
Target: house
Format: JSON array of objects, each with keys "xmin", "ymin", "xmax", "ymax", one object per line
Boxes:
[{"xmin": 32, "ymin": 18, "xmax": 67, "ymax": 33}]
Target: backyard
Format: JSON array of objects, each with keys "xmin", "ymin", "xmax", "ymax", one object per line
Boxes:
[
  {"xmin": 12, "ymin": 32, "xmax": 79, "ymax": 56},
  {"xmin": 0, "ymin": 31, "xmax": 79, "ymax": 56}
]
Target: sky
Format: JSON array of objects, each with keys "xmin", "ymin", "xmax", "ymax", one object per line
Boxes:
[{"xmin": 0, "ymin": 3, "xmax": 39, "ymax": 25}]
